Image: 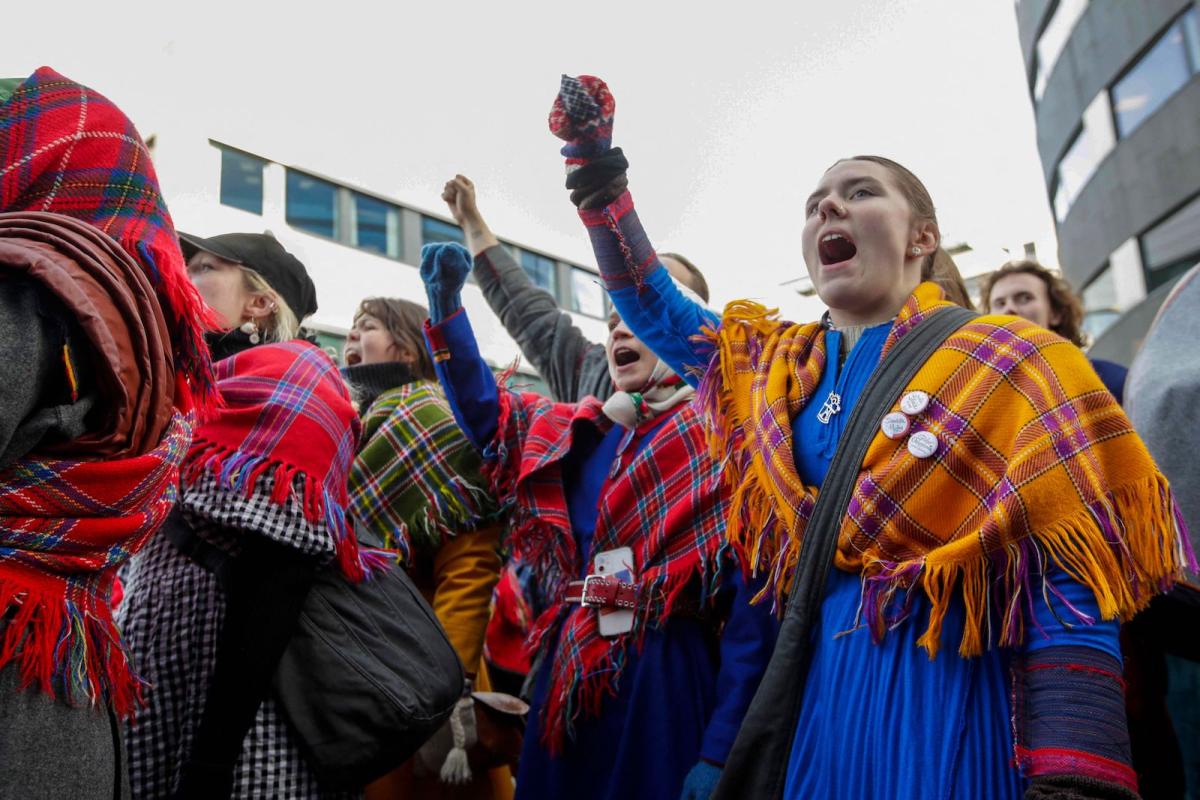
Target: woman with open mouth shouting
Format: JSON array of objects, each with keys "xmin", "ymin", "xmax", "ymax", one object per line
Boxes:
[
  {"xmin": 549, "ymin": 75, "xmax": 1194, "ymax": 800},
  {"xmin": 419, "ymin": 241, "xmax": 776, "ymax": 800}
]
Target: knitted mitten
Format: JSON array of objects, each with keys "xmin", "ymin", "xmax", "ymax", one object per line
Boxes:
[
  {"xmin": 419, "ymin": 242, "xmax": 473, "ymax": 324},
  {"xmin": 548, "ymin": 74, "xmax": 615, "ymax": 162},
  {"xmin": 549, "ymin": 75, "xmax": 631, "ymax": 209}
]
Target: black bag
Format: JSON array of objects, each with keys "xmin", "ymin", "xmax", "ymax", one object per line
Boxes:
[{"xmin": 272, "ymin": 559, "xmax": 466, "ymax": 790}]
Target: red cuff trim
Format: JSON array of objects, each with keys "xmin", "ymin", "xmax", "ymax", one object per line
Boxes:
[
  {"xmin": 424, "ymin": 311, "xmax": 463, "ymax": 363},
  {"xmin": 578, "ymin": 190, "xmax": 634, "ymax": 226},
  {"xmin": 1016, "ymin": 747, "xmax": 1138, "ymax": 791}
]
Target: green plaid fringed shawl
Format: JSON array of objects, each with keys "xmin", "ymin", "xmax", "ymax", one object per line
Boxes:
[{"xmin": 349, "ymin": 381, "xmax": 501, "ymax": 562}]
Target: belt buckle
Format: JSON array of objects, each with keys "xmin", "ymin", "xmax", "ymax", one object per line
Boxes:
[{"xmin": 580, "ymin": 574, "xmax": 603, "ymax": 608}]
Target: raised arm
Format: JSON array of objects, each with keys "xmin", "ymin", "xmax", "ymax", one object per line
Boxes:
[
  {"xmin": 420, "ymin": 242, "xmax": 502, "ymax": 450},
  {"xmin": 444, "ymin": 174, "xmax": 612, "ymax": 402},
  {"xmin": 548, "ymin": 75, "xmax": 718, "ymax": 383}
]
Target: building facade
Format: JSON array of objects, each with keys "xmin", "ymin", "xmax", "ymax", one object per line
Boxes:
[
  {"xmin": 1016, "ymin": 0, "xmax": 1200, "ymax": 337},
  {"xmin": 149, "ymin": 135, "xmax": 611, "ymax": 388}
]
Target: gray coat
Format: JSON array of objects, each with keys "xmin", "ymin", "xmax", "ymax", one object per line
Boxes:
[
  {"xmin": 473, "ymin": 244, "xmax": 613, "ymax": 402},
  {"xmin": 1126, "ymin": 262, "xmax": 1200, "ymax": 563}
]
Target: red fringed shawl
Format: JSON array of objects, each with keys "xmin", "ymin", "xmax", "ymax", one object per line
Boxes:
[
  {"xmin": 0, "ymin": 212, "xmax": 191, "ymax": 717},
  {"xmin": 182, "ymin": 342, "xmax": 382, "ymax": 580},
  {"xmin": 487, "ymin": 390, "xmax": 727, "ymax": 752},
  {"xmin": 0, "ymin": 66, "xmax": 219, "ymax": 412}
]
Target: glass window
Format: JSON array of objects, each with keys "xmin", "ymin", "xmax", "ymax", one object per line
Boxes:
[
  {"xmin": 1112, "ymin": 10, "xmax": 1199, "ymax": 138},
  {"xmin": 353, "ymin": 193, "xmax": 400, "ymax": 257},
  {"xmin": 1081, "ymin": 265, "xmax": 1119, "ymax": 340},
  {"xmin": 1053, "ymin": 92, "xmax": 1114, "ymax": 222},
  {"xmin": 570, "ymin": 268, "xmax": 605, "ymax": 317},
  {"xmin": 521, "ymin": 250, "xmax": 558, "ymax": 294},
  {"xmin": 218, "ymin": 147, "xmax": 265, "ymax": 215},
  {"xmin": 421, "ymin": 216, "xmax": 465, "ymax": 246},
  {"xmin": 1142, "ymin": 192, "xmax": 1200, "ymax": 289},
  {"xmin": 1034, "ymin": 0, "xmax": 1088, "ymax": 101},
  {"xmin": 286, "ymin": 170, "xmax": 337, "ymax": 238}
]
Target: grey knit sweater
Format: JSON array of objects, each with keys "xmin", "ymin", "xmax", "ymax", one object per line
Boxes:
[{"xmin": 472, "ymin": 244, "xmax": 613, "ymax": 402}]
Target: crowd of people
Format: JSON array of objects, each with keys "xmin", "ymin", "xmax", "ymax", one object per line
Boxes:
[{"xmin": 0, "ymin": 67, "xmax": 1197, "ymax": 800}]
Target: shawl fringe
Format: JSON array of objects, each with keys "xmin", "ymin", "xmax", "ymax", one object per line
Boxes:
[
  {"xmin": 861, "ymin": 473, "xmax": 1195, "ymax": 658},
  {"xmin": 183, "ymin": 440, "xmax": 382, "ymax": 581},
  {"xmin": 0, "ymin": 573, "xmax": 143, "ymax": 717},
  {"xmin": 534, "ymin": 548, "xmax": 725, "ymax": 753},
  {"xmin": 697, "ymin": 300, "xmax": 814, "ymax": 613}
]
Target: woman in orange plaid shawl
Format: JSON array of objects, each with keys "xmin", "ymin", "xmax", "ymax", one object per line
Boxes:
[{"xmin": 551, "ymin": 75, "xmax": 1194, "ymax": 800}]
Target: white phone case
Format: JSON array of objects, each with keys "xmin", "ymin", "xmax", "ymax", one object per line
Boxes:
[{"xmin": 592, "ymin": 546, "xmax": 635, "ymax": 637}]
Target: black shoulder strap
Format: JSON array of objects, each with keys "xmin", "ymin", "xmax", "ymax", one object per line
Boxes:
[{"xmin": 714, "ymin": 304, "xmax": 978, "ymax": 800}]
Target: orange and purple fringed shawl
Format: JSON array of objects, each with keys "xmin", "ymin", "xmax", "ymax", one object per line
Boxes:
[{"xmin": 697, "ymin": 280, "xmax": 1195, "ymax": 658}]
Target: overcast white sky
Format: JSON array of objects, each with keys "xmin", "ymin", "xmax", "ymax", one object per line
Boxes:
[{"xmin": 6, "ymin": 0, "xmax": 1055, "ymax": 320}]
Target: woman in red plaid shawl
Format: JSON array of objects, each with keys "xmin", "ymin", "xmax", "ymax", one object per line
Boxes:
[
  {"xmin": 0, "ymin": 68, "xmax": 216, "ymax": 800},
  {"xmin": 550, "ymin": 75, "xmax": 1195, "ymax": 800},
  {"xmin": 419, "ymin": 241, "xmax": 777, "ymax": 800},
  {"xmin": 119, "ymin": 231, "xmax": 376, "ymax": 800}
]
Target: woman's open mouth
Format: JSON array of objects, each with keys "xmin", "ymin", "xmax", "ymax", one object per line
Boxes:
[
  {"xmin": 344, "ymin": 347, "xmax": 361, "ymax": 366},
  {"xmin": 613, "ymin": 346, "xmax": 641, "ymax": 367},
  {"xmin": 819, "ymin": 232, "xmax": 858, "ymax": 266}
]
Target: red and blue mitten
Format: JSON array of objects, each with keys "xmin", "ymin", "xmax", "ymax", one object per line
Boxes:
[{"xmin": 548, "ymin": 74, "xmax": 615, "ymax": 164}]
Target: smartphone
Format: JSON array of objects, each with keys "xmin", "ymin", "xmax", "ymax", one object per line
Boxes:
[{"xmin": 592, "ymin": 546, "xmax": 635, "ymax": 637}]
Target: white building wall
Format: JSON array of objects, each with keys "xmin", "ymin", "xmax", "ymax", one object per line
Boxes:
[{"xmin": 149, "ymin": 133, "xmax": 609, "ymax": 374}]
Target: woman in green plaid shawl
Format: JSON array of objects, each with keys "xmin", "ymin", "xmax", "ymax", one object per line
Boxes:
[{"xmin": 342, "ymin": 297, "xmax": 513, "ymax": 800}]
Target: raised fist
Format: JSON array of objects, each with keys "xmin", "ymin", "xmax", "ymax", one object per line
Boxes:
[
  {"xmin": 419, "ymin": 242, "xmax": 473, "ymax": 324},
  {"xmin": 548, "ymin": 74, "xmax": 615, "ymax": 160}
]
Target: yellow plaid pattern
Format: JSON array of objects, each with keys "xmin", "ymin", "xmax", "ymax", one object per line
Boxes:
[{"xmin": 702, "ymin": 282, "xmax": 1193, "ymax": 657}]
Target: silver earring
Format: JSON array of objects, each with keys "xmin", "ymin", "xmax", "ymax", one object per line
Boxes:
[
  {"xmin": 911, "ymin": 246, "xmax": 922, "ymax": 256},
  {"xmin": 240, "ymin": 320, "xmax": 261, "ymax": 344}
]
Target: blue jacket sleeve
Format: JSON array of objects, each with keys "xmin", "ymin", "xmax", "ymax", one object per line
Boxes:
[
  {"xmin": 424, "ymin": 309, "xmax": 499, "ymax": 452},
  {"xmin": 699, "ymin": 565, "xmax": 780, "ymax": 765},
  {"xmin": 577, "ymin": 191, "xmax": 719, "ymax": 384}
]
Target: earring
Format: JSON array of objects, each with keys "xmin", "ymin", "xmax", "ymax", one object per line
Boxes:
[
  {"xmin": 240, "ymin": 320, "xmax": 261, "ymax": 344},
  {"xmin": 911, "ymin": 246, "xmax": 922, "ymax": 256}
]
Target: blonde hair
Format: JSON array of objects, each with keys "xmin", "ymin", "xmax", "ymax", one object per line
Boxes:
[{"xmin": 241, "ymin": 268, "xmax": 301, "ymax": 342}]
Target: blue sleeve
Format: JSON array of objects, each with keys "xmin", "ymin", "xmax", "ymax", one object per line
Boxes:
[
  {"xmin": 424, "ymin": 309, "xmax": 500, "ymax": 452},
  {"xmin": 699, "ymin": 565, "xmax": 780, "ymax": 765},
  {"xmin": 608, "ymin": 267, "xmax": 721, "ymax": 387},
  {"xmin": 1022, "ymin": 567, "xmax": 1121, "ymax": 660},
  {"xmin": 577, "ymin": 191, "xmax": 720, "ymax": 384}
]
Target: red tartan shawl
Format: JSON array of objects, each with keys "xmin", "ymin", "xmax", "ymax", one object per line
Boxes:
[
  {"xmin": 488, "ymin": 390, "xmax": 727, "ymax": 752},
  {"xmin": 0, "ymin": 213, "xmax": 191, "ymax": 717},
  {"xmin": 181, "ymin": 341, "xmax": 383, "ymax": 579},
  {"xmin": 0, "ymin": 66, "xmax": 218, "ymax": 411}
]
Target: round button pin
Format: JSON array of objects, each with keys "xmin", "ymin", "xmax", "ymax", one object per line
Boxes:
[
  {"xmin": 880, "ymin": 412, "xmax": 911, "ymax": 440},
  {"xmin": 907, "ymin": 430, "xmax": 939, "ymax": 459},
  {"xmin": 900, "ymin": 390, "xmax": 931, "ymax": 416}
]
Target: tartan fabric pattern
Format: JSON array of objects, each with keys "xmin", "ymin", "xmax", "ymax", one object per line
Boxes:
[
  {"xmin": 487, "ymin": 388, "xmax": 727, "ymax": 750},
  {"xmin": 182, "ymin": 341, "xmax": 377, "ymax": 581},
  {"xmin": 0, "ymin": 411, "xmax": 190, "ymax": 717},
  {"xmin": 348, "ymin": 381, "xmax": 500, "ymax": 563},
  {"xmin": 699, "ymin": 281, "xmax": 1194, "ymax": 659},
  {"xmin": 0, "ymin": 67, "xmax": 217, "ymax": 409},
  {"xmin": 120, "ymin": 511, "xmax": 355, "ymax": 799}
]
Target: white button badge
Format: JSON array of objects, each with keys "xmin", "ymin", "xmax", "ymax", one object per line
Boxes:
[
  {"xmin": 907, "ymin": 430, "xmax": 939, "ymax": 459},
  {"xmin": 899, "ymin": 390, "xmax": 931, "ymax": 416},
  {"xmin": 880, "ymin": 412, "xmax": 911, "ymax": 440}
]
